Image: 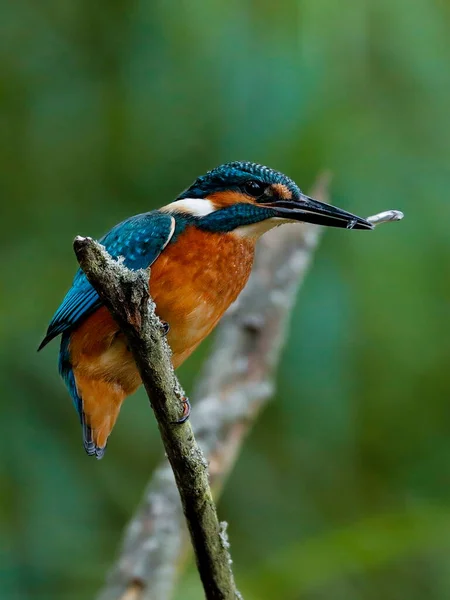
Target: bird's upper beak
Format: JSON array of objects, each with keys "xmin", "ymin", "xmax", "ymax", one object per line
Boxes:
[{"xmin": 269, "ymin": 194, "xmax": 374, "ymax": 230}]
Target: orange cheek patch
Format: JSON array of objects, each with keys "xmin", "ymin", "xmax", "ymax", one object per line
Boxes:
[
  {"xmin": 271, "ymin": 183, "xmax": 292, "ymax": 200},
  {"xmin": 207, "ymin": 190, "xmax": 255, "ymax": 208}
]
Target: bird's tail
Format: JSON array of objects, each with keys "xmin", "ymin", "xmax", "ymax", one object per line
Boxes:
[
  {"xmin": 75, "ymin": 374, "xmax": 125, "ymax": 458},
  {"xmin": 59, "ymin": 333, "xmax": 124, "ymax": 459}
]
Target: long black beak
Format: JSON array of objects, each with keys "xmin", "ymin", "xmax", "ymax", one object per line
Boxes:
[{"xmin": 270, "ymin": 194, "xmax": 374, "ymax": 230}]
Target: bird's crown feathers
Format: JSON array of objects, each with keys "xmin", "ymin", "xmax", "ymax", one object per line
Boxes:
[{"xmin": 178, "ymin": 161, "xmax": 300, "ymax": 200}]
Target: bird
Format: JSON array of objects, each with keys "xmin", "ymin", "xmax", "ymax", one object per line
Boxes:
[{"xmin": 39, "ymin": 161, "xmax": 373, "ymax": 458}]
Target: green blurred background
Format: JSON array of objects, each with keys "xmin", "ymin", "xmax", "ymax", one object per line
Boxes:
[{"xmin": 2, "ymin": 0, "xmax": 450, "ymax": 598}]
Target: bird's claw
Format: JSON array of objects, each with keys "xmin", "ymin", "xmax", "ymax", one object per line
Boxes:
[
  {"xmin": 173, "ymin": 397, "xmax": 191, "ymax": 424},
  {"xmin": 160, "ymin": 320, "xmax": 170, "ymax": 335}
]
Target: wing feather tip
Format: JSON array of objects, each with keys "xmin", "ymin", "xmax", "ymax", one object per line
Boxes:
[{"xmin": 38, "ymin": 333, "xmax": 55, "ymax": 351}]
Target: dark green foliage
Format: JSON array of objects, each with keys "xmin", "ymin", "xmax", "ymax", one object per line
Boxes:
[{"xmin": 1, "ymin": 1, "xmax": 450, "ymax": 599}]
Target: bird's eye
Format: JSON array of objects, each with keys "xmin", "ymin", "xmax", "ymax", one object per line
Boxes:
[{"xmin": 243, "ymin": 181, "xmax": 266, "ymax": 198}]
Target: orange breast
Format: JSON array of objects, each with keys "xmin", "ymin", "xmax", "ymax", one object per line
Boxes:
[
  {"xmin": 68, "ymin": 226, "xmax": 255, "ymax": 451},
  {"xmin": 70, "ymin": 226, "xmax": 255, "ymax": 391},
  {"xmin": 150, "ymin": 226, "xmax": 255, "ymax": 367}
]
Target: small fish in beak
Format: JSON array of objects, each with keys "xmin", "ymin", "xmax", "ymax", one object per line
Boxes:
[
  {"xmin": 269, "ymin": 193, "xmax": 404, "ymax": 231},
  {"xmin": 365, "ymin": 210, "xmax": 404, "ymax": 226}
]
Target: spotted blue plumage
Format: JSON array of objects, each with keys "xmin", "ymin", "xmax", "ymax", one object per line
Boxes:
[
  {"xmin": 39, "ymin": 211, "xmax": 174, "ymax": 350},
  {"xmin": 178, "ymin": 161, "xmax": 301, "ymax": 200}
]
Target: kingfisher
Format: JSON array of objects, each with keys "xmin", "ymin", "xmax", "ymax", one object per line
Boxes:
[{"xmin": 39, "ymin": 161, "xmax": 374, "ymax": 458}]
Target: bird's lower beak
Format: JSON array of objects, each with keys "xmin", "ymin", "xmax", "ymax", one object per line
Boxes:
[{"xmin": 270, "ymin": 194, "xmax": 374, "ymax": 230}]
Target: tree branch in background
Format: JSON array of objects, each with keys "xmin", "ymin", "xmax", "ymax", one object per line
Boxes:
[
  {"xmin": 73, "ymin": 238, "xmax": 242, "ymax": 600},
  {"xmin": 96, "ymin": 174, "xmax": 330, "ymax": 600}
]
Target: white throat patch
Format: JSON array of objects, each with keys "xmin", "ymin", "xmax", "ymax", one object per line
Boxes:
[
  {"xmin": 162, "ymin": 198, "xmax": 216, "ymax": 217},
  {"xmin": 233, "ymin": 217, "xmax": 289, "ymax": 239}
]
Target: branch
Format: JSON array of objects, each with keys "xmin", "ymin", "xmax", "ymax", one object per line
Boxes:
[
  {"xmin": 74, "ymin": 238, "xmax": 241, "ymax": 600},
  {"xmin": 96, "ymin": 174, "xmax": 330, "ymax": 600}
]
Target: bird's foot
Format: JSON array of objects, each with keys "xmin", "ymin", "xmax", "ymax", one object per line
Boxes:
[
  {"xmin": 160, "ymin": 320, "xmax": 170, "ymax": 336},
  {"xmin": 173, "ymin": 397, "xmax": 191, "ymax": 424}
]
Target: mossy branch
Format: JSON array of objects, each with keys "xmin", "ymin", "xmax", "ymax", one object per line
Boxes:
[
  {"xmin": 95, "ymin": 174, "xmax": 331, "ymax": 600},
  {"xmin": 73, "ymin": 237, "xmax": 242, "ymax": 600}
]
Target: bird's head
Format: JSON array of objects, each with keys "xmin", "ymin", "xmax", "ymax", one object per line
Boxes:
[{"xmin": 169, "ymin": 161, "xmax": 373, "ymax": 236}]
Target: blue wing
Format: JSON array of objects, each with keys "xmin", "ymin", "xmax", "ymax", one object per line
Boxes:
[{"xmin": 39, "ymin": 211, "xmax": 175, "ymax": 350}]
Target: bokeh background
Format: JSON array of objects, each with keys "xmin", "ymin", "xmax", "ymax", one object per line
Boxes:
[{"xmin": 2, "ymin": 0, "xmax": 450, "ymax": 598}]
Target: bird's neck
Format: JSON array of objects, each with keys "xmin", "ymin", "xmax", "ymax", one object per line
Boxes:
[
  {"xmin": 168, "ymin": 202, "xmax": 280, "ymax": 240},
  {"xmin": 199, "ymin": 204, "xmax": 274, "ymax": 233}
]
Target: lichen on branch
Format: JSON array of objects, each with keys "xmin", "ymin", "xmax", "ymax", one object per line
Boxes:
[{"xmin": 74, "ymin": 235, "xmax": 242, "ymax": 600}]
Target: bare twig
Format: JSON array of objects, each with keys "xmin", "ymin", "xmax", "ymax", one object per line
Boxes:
[
  {"xmin": 96, "ymin": 174, "xmax": 330, "ymax": 600},
  {"xmin": 74, "ymin": 238, "xmax": 241, "ymax": 600}
]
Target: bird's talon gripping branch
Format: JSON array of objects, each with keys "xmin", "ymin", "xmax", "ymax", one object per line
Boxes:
[
  {"xmin": 160, "ymin": 320, "xmax": 170, "ymax": 335},
  {"xmin": 173, "ymin": 397, "xmax": 191, "ymax": 424}
]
